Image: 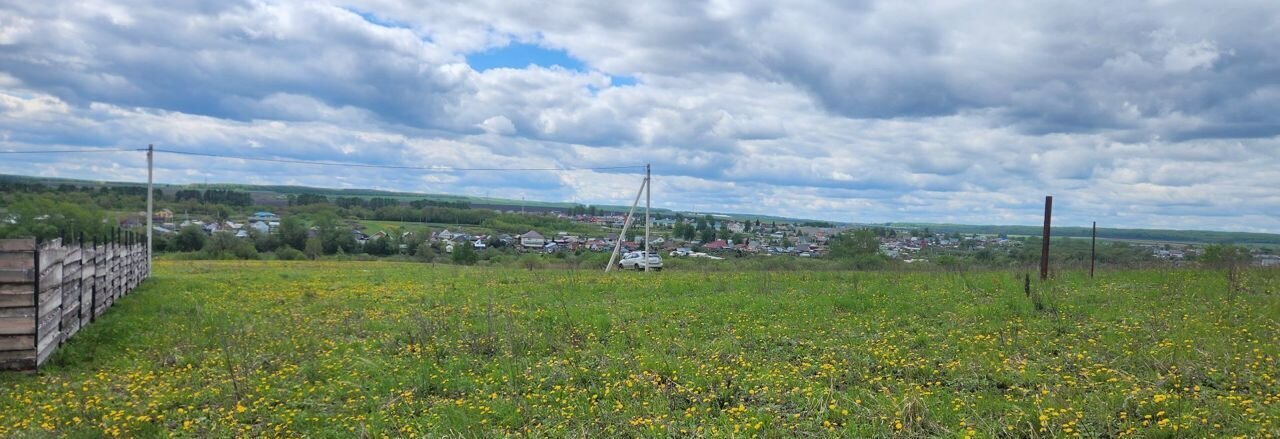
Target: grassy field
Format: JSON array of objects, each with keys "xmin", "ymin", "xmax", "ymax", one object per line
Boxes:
[{"xmin": 1, "ymin": 262, "xmax": 1277, "ymax": 437}]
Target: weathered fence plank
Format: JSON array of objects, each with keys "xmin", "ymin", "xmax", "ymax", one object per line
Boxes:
[
  {"xmin": 60, "ymin": 245, "xmax": 82, "ymax": 341},
  {"xmin": 0, "ymin": 306, "xmax": 36, "ymax": 335},
  {"xmin": 0, "ymin": 283, "xmax": 34, "ymax": 309},
  {"xmin": 0, "ymin": 237, "xmax": 148, "ymax": 371},
  {"xmin": 0, "ymin": 349, "xmax": 35, "ymax": 371},
  {"xmin": 0, "ymin": 252, "xmax": 33, "ymax": 270},
  {"xmin": 0, "ymin": 269, "xmax": 34, "ymax": 284},
  {"xmin": 0, "ymin": 334, "xmax": 34, "ymax": 351},
  {"xmin": 0, "ymin": 240, "xmax": 35, "ymax": 252}
]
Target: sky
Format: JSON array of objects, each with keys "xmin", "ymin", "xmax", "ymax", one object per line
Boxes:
[{"xmin": 1, "ymin": 1, "xmax": 1278, "ymax": 232}]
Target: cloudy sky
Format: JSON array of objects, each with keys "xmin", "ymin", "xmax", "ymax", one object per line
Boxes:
[{"xmin": 2, "ymin": 1, "xmax": 1278, "ymax": 232}]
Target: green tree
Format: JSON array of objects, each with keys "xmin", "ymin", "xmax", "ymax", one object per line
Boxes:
[
  {"xmin": 204, "ymin": 231, "xmax": 258, "ymax": 259},
  {"xmin": 174, "ymin": 224, "xmax": 208, "ymax": 252},
  {"xmin": 0, "ymin": 195, "xmax": 110, "ymax": 240},
  {"xmin": 415, "ymin": 241, "xmax": 437, "ymax": 262},
  {"xmin": 519, "ymin": 254, "xmax": 545, "ymax": 270},
  {"xmin": 452, "ymin": 241, "xmax": 478, "ymax": 265},
  {"xmin": 303, "ymin": 237, "xmax": 323, "ymax": 260},
  {"xmin": 365, "ymin": 236, "xmax": 394, "ymax": 256},
  {"xmin": 315, "ymin": 215, "xmax": 356, "ymax": 254},
  {"xmin": 829, "ymin": 229, "xmax": 881, "ymax": 259},
  {"xmin": 1201, "ymin": 244, "xmax": 1250, "ymax": 267},
  {"xmin": 699, "ymin": 228, "xmax": 716, "ymax": 244},
  {"xmin": 277, "ymin": 216, "xmax": 308, "ymax": 251}
]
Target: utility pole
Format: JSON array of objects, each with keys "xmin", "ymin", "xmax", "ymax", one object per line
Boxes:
[
  {"xmin": 1090, "ymin": 221, "xmax": 1096, "ymax": 279},
  {"xmin": 644, "ymin": 164, "xmax": 651, "ymax": 273},
  {"xmin": 605, "ymin": 176, "xmax": 648, "ymax": 272},
  {"xmin": 1039, "ymin": 196, "xmax": 1052, "ymax": 280},
  {"xmin": 146, "ymin": 144, "xmax": 153, "ymax": 274}
]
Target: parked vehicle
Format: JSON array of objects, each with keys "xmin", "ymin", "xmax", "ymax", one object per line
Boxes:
[{"xmin": 619, "ymin": 251, "xmax": 663, "ymax": 271}]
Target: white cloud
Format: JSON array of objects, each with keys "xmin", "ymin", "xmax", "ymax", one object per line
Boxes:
[
  {"xmin": 0, "ymin": 0, "xmax": 1278, "ymax": 232},
  {"xmin": 1163, "ymin": 40, "xmax": 1221, "ymax": 72}
]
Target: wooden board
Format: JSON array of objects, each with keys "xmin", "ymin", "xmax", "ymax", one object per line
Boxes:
[
  {"xmin": 63, "ymin": 264, "xmax": 82, "ymax": 280},
  {"xmin": 37, "ymin": 287, "xmax": 61, "ymax": 318},
  {"xmin": 38, "ymin": 264, "xmax": 63, "ymax": 291},
  {"xmin": 0, "ymin": 282, "xmax": 34, "ymax": 308},
  {"xmin": 36, "ymin": 329, "xmax": 58, "ymax": 365},
  {"xmin": 0, "ymin": 348, "xmax": 36, "ymax": 371},
  {"xmin": 0, "ymin": 313, "xmax": 36, "ymax": 335},
  {"xmin": 0, "ymin": 252, "xmax": 34, "ymax": 270},
  {"xmin": 37, "ymin": 245, "xmax": 63, "ymax": 272},
  {"xmin": 0, "ymin": 293, "xmax": 33, "ymax": 309},
  {"xmin": 0, "ymin": 334, "xmax": 34, "ymax": 351},
  {"xmin": 0, "ymin": 239, "xmax": 36, "ymax": 252},
  {"xmin": 36, "ymin": 309, "xmax": 60, "ymax": 345},
  {"xmin": 0, "ymin": 283, "xmax": 33, "ymax": 295},
  {"xmin": 0, "ymin": 269, "xmax": 34, "ymax": 284},
  {"xmin": 63, "ymin": 247, "xmax": 81, "ymax": 264}
]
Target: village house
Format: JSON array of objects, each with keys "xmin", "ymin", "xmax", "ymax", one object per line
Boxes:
[
  {"xmin": 153, "ymin": 208, "xmax": 174, "ymax": 222},
  {"xmin": 250, "ymin": 211, "xmax": 280, "ymax": 223},
  {"xmin": 248, "ymin": 221, "xmax": 269, "ymax": 235},
  {"xmin": 703, "ymin": 239, "xmax": 729, "ymax": 251},
  {"xmin": 519, "ymin": 230, "xmax": 546, "ymax": 249}
]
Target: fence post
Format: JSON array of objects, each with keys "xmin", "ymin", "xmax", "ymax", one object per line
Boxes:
[
  {"xmin": 1039, "ymin": 196, "xmax": 1052, "ymax": 281},
  {"xmin": 32, "ymin": 237, "xmax": 39, "ymax": 353}
]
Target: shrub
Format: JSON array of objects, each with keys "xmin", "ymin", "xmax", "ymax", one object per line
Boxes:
[
  {"xmin": 452, "ymin": 241, "xmax": 478, "ymax": 265},
  {"xmin": 520, "ymin": 254, "xmax": 546, "ymax": 271},
  {"xmin": 174, "ymin": 225, "xmax": 208, "ymax": 252},
  {"xmin": 275, "ymin": 247, "xmax": 306, "ymax": 261},
  {"xmin": 202, "ymin": 231, "xmax": 259, "ymax": 260}
]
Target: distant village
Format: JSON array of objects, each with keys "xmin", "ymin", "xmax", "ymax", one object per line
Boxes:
[{"xmin": 132, "ymin": 208, "xmax": 1280, "ymax": 266}]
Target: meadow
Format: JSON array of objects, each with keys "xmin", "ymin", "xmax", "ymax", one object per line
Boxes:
[{"xmin": 0, "ymin": 261, "xmax": 1277, "ymax": 437}]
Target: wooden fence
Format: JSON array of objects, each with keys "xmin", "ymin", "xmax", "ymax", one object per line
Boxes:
[{"xmin": 0, "ymin": 235, "xmax": 149, "ymax": 371}]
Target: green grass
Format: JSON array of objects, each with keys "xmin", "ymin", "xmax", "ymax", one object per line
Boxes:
[{"xmin": 1, "ymin": 262, "xmax": 1277, "ymax": 437}]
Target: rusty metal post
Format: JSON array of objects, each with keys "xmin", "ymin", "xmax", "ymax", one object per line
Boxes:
[
  {"xmin": 1039, "ymin": 196, "xmax": 1052, "ymax": 280},
  {"xmin": 1090, "ymin": 221, "xmax": 1096, "ymax": 279}
]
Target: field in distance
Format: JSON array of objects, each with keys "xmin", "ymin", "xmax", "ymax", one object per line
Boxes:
[{"xmin": 1, "ymin": 262, "xmax": 1277, "ymax": 437}]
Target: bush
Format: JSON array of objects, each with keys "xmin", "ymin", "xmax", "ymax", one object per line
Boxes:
[
  {"xmin": 303, "ymin": 237, "xmax": 323, "ymax": 260},
  {"xmin": 452, "ymin": 242, "xmax": 478, "ymax": 265},
  {"xmin": 202, "ymin": 231, "xmax": 259, "ymax": 260},
  {"xmin": 415, "ymin": 242, "xmax": 437, "ymax": 262},
  {"xmin": 174, "ymin": 225, "xmax": 208, "ymax": 252},
  {"xmin": 519, "ymin": 254, "xmax": 546, "ymax": 270},
  {"xmin": 274, "ymin": 247, "xmax": 306, "ymax": 261}
]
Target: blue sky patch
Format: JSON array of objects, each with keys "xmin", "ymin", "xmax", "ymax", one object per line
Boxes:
[
  {"xmin": 611, "ymin": 75, "xmax": 638, "ymax": 87},
  {"xmin": 466, "ymin": 43, "xmax": 587, "ymax": 72},
  {"xmin": 344, "ymin": 8, "xmax": 411, "ymax": 29}
]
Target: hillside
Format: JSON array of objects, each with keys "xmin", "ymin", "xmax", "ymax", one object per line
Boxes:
[
  {"xmin": 885, "ymin": 222, "xmax": 1280, "ymax": 246},
  {"xmin": 5, "ymin": 173, "xmax": 1280, "ymax": 245},
  {"xmin": 0, "ymin": 261, "xmax": 1276, "ymax": 436}
]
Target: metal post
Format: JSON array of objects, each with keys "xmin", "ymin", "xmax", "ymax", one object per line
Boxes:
[
  {"xmin": 146, "ymin": 144, "xmax": 153, "ymax": 274},
  {"xmin": 644, "ymin": 164, "xmax": 651, "ymax": 273},
  {"xmin": 1090, "ymin": 221, "xmax": 1096, "ymax": 279},
  {"xmin": 33, "ymin": 236, "xmax": 40, "ymax": 351},
  {"xmin": 79, "ymin": 231, "xmax": 85, "ymax": 324},
  {"xmin": 90, "ymin": 235, "xmax": 97, "ymax": 323},
  {"xmin": 1039, "ymin": 196, "xmax": 1052, "ymax": 281}
]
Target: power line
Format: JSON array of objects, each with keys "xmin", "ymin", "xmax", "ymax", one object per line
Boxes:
[
  {"xmin": 0, "ymin": 147, "xmax": 647, "ymax": 172},
  {"xmin": 152, "ymin": 148, "xmax": 646, "ymax": 172},
  {"xmin": 0, "ymin": 148, "xmax": 144, "ymax": 154}
]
